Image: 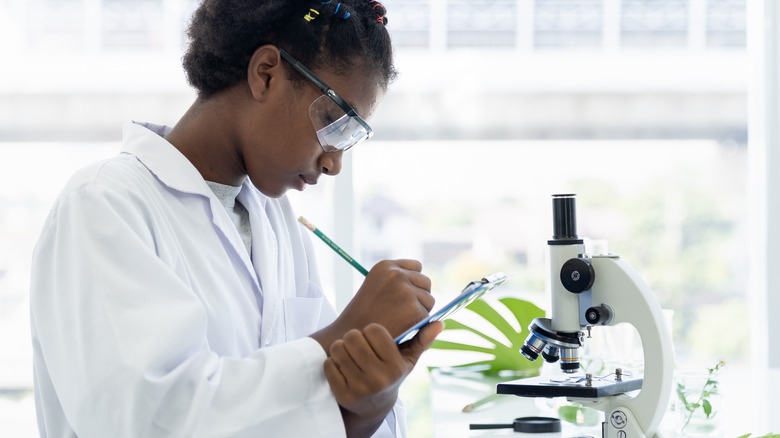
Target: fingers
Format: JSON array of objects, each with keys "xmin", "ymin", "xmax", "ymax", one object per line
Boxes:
[
  {"xmin": 417, "ymin": 288, "xmax": 435, "ymax": 312},
  {"xmin": 326, "ymin": 327, "xmax": 402, "ymax": 398},
  {"xmin": 409, "ymin": 271, "xmax": 432, "ymax": 293},
  {"xmin": 324, "ymin": 322, "xmax": 440, "ymax": 416},
  {"xmin": 361, "ymin": 324, "xmax": 403, "ymax": 364},
  {"xmin": 393, "ymin": 259, "xmax": 422, "ymax": 272},
  {"xmin": 400, "ymin": 321, "xmax": 444, "ymax": 365},
  {"xmin": 396, "ymin": 260, "xmax": 431, "ymax": 292},
  {"xmin": 379, "ymin": 259, "xmax": 434, "ymax": 310},
  {"xmin": 323, "ymin": 357, "xmax": 347, "ymax": 391},
  {"xmin": 339, "ymin": 325, "xmax": 402, "ymax": 374},
  {"xmin": 331, "ymin": 331, "xmax": 374, "ymax": 377},
  {"xmin": 341, "ymin": 259, "xmax": 435, "ymax": 341},
  {"xmin": 373, "ymin": 259, "xmax": 431, "ymax": 291}
]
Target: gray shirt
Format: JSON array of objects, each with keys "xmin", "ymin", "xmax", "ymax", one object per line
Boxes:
[{"xmin": 205, "ymin": 180, "xmax": 252, "ymax": 258}]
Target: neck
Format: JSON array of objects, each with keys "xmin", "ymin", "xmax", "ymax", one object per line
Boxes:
[{"xmin": 165, "ymin": 89, "xmax": 248, "ymax": 186}]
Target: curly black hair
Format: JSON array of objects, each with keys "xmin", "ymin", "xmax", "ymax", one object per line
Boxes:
[{"xmin": 183, "ymin": 0, "xmax": 396, "ymax": 98}]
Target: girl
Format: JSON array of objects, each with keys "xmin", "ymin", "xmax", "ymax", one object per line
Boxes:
[{"xmin": 30, "ymin": 1, "xmax": 441, "ymax": 437}]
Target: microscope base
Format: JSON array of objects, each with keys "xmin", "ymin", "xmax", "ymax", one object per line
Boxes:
[{"xmin": 497, "ymin": 375, "xmax": 642, "ymax": 399}]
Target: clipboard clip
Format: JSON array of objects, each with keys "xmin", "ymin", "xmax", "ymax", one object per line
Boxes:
[{"xmin": 481, "ymin": 272, "xmax": 509, "ymax": 285}]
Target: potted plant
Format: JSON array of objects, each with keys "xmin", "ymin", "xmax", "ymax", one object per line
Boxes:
[{"xmin": 675, "ymin": 360, "xmax": 725, "ymax": 435}]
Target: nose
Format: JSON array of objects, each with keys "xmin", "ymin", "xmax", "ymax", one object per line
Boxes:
[{"xmin": 319, "ymin": 149, "xmax": 344, "ymax": 176}]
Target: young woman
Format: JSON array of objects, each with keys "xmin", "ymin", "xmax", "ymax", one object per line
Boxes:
[{"xmin": 30, "ymin": 1, "xmax": 441, "ymax": 437}]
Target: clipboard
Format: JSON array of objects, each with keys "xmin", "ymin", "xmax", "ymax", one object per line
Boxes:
[{"xmin": 394, "ymin": 272, "xmax": 509, "ymax": 344}]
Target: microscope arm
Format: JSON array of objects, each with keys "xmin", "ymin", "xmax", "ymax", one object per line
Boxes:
[{"xmin": 587, "ymin": 255, "xmax": 674, "ymax": 438}]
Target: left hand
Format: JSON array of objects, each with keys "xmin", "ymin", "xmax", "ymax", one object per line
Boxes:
[{"xmin": 323, "ymin": 321, "xmax": 443, "ymax": 437}]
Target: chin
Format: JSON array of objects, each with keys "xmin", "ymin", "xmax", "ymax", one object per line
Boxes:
[
  {"xmin": 249, "ymin": 181, "xmax": 288, "ymax": 199},
  {"xmin": 264, "ymin": 188, "xmax": 289, "ymax": 199}
]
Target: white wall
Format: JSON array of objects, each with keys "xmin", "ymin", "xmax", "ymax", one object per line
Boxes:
[{"xmin": 748, "ymin": 0, "xmax": 780, "ymax": 431}]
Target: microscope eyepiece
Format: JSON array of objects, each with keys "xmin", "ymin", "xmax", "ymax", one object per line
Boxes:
[
  {"xmin": 552, "ymin": 194, "xmax": 577, "ymax": 240},
  {"xmin": 550, "ymin": 194, "xmax": 583, "ymax": 245}
]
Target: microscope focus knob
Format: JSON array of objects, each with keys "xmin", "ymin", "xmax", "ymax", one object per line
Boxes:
[
  {"xmin": 560, "ymin": 258, "xmax": 595, "ymax": 293},
  {"xmin": 585, "ymin": 304, "xmax": 614, "ymax": 325}
]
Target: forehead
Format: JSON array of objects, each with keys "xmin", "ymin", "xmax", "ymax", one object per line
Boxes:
[{"xmin": 312, "ymin": 67, "xmax": 386, "ymax": 120}]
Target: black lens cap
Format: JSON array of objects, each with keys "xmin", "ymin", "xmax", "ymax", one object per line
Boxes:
[{"xmin": 512, "ymin": 416, "xmax": 562, "ymax": 433}]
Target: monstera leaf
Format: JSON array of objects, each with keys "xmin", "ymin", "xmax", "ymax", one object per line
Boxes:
[{"xmin": 430, "ymin": 297, "xmax": 545, "ymax": 376}]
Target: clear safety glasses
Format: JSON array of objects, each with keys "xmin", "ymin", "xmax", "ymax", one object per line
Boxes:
[{"xmin": 279, "ymin": 48, "xmax": 374, "ymax": 152}]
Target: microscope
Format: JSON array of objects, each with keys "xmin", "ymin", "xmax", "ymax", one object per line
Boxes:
[{"xmin": 497, "ymin": 194, "xmax": 674, "ymax": 438}]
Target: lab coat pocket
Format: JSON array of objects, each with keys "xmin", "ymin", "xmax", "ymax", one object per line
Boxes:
[{"xmin": 283, "ymin": 296, "xmax": 324, "ymax": 342}]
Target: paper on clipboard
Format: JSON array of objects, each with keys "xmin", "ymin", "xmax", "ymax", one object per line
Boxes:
[{"xmin": 394, "ymin": 272, "xmax": 509, "ymax": 345}]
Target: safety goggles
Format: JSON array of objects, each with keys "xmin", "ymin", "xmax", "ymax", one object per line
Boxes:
[{"xmin": 279, "ymin": 48, "xmax": 374, "ymax": 152}]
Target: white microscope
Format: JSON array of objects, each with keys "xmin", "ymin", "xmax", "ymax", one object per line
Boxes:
[{"xmin": 497, "ymin": 194, "xmax": 674, "ymax": 438}]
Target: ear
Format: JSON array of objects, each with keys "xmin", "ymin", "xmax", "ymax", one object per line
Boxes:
[{"xmin": 247, "ymin": 45, "xmax": 283, "ymax": 102}]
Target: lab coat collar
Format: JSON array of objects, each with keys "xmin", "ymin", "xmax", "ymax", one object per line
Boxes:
[
  {"xmin": 122, "ymin": 121, "xmax": 268, "ymax": 208},
  {"xmin": 121, "ymin": 121, "xmax": 216, "ymax": 199},
  {"xmin": 121, "ymin": 121, "xmax": 264, "ymax": 295}
]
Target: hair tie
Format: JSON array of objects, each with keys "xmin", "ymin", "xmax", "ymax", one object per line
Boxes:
[
  {"xmin": 370, "ymin": 2, "xmax": 388, "ymax": 25},
  {"xmin": 331, "ymin": 3, "xmax": 350, "ymax": 20}
]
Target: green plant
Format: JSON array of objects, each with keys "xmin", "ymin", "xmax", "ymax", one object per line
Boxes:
[
  {"xmin": 737, "ymin": 434, "xmax": 780, "ymax": 438},
  {"xmin": 737, "ymin": 432, "xmax": 780, "ymax": 438},
  {"xmin": 676, "ymin": 360, "xmax": 725, "ymax": 431},
  {"xmin": 558, "ymin": 401, "xmax": 600, "ymax": 427},
  {"xmin": 429, "ymin": 297, "xmax": 544, "ymax": 376}
]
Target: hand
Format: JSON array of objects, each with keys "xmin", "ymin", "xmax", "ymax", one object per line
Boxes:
[
  {"xmin": 323, "ymin": 321, "xmax": 443, "ymax": 438},
  {"xmin": 311, "ymin": 259, "xmax": 435, "ymax": 352}
]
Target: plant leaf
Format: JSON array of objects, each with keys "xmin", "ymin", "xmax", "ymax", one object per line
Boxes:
[
  {"xmin": 429, "ymin": 297, "xmax": 544, "ymax": 376},
  {"xmin": 703, "ymin": 399, "xmax": 712, "ymax": 417},
  {"xmin": 558, "ymin": 404, "xmax": 600, "ymax": 427},
  {"xmin": 498, "ymin": 297, "xmax": 545, "ymax": 346},
  {"xmin": 676, "ymin": 383, "xmax": 689, "ymax": 407},
  {"xmin": 430, "ymin": 339, "xmax": 496, "ymax": 355},
  {"xmin": 463, "ymin": 299, "xmax": 519, "ymax": 343},
  {"xmin": 439, "ymin": 319, "xmax": 505, "ymax": 348}
]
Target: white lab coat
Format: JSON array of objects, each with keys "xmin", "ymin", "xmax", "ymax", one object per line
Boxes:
[{"xmin": 30, "ymin": 121, "xmax": 405, "ymax": 437}]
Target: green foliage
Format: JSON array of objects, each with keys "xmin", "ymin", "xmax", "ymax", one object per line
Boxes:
[
  {"xmin": 558, "ymin": 402, "xmax": 600, "ymax": 427},
  {"xmin": 737, "ymin": 434, "xmax": 780, "ymax": 438},
  {"xmin": 676, "ymin": 360, "xmax": 725, "ymax": 431},
  {"xmin": 429, "ymin": 297, "xmax": 544, "ymax": 376}
]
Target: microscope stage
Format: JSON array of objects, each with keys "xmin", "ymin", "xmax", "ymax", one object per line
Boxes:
[{"xmin": 497, "ymin": 375, "xmax": 643, "ymax": 398}]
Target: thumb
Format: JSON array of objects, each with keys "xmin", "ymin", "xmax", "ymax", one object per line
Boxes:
[{"xmin": 400, "ymin": 321, "xmax": 444, "ymax": 362}]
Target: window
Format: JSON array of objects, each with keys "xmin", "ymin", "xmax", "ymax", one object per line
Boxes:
[{"xmin": 0, "ymin": 0, "xmax": 756, "ymax": 435}]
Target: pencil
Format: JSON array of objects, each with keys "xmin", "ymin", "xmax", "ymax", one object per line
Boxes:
[
  {"xmin": 462, "ymin": 393, "xmax": 504, "ymax": 413},
  {"xmin": 298, "ymin": 216, "xmax": 369, "ymax": 276}
]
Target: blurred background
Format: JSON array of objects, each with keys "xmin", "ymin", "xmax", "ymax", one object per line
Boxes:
[{"xmin": 0, "ymin": 0, "xmax": 760, "ymax": 435}]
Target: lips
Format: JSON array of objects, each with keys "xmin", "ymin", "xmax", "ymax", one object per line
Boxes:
[
  {"xmin": 296, "ymin": 175, "xmax": 318, "ymax": 191},
  {"xmin": 300, "ymin": 175, "xmax": 318, "ymax": 186}
]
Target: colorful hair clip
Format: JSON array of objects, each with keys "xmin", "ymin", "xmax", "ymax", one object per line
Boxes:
[{"xmin": 304, "ymin": 8, "xmax": 320, "ymax": 22}]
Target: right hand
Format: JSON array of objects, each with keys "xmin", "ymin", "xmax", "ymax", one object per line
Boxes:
[{"xmin": 311, "ymin": 259, "xmax": 434, "ymax": 351}]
